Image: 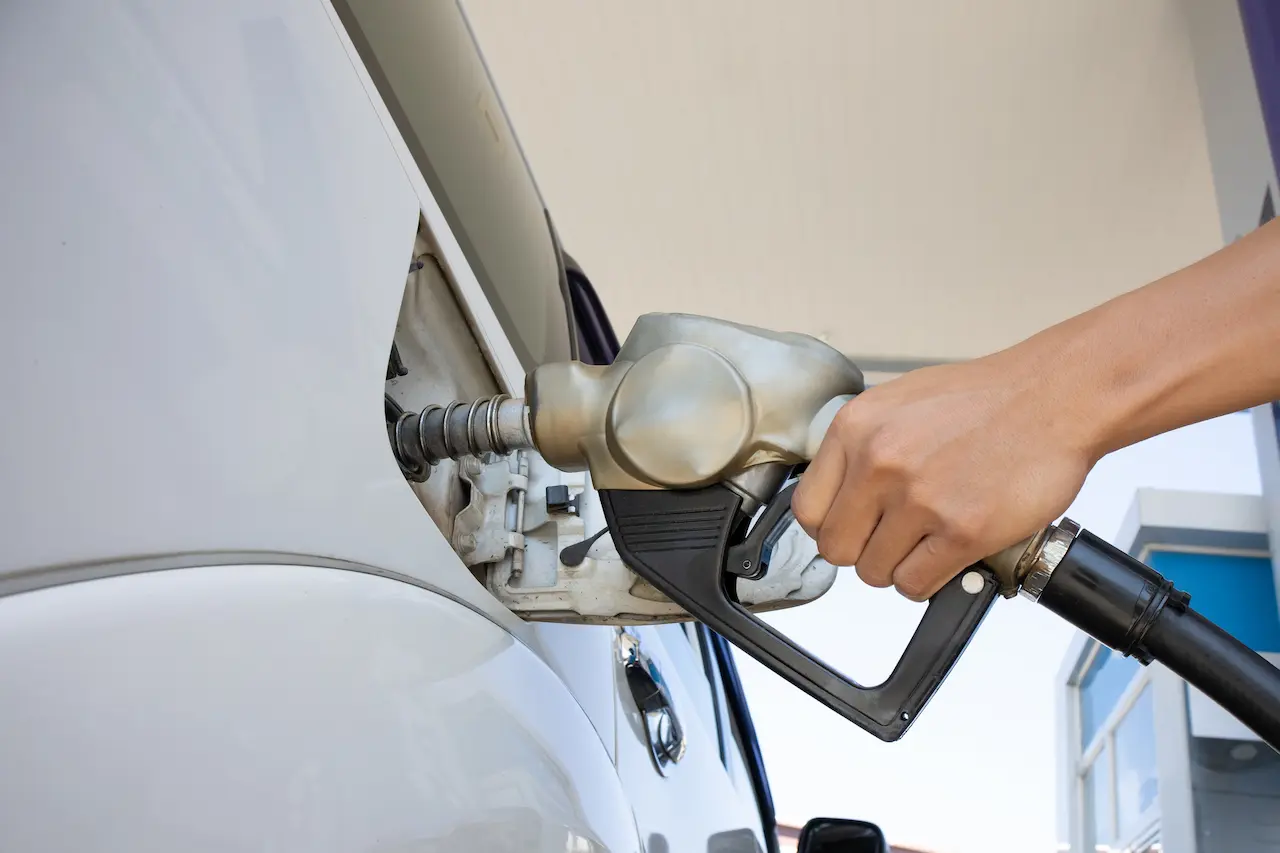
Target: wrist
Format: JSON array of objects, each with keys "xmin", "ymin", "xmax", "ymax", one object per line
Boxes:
[{"xmin": 986, "ymin": 316, "xmax": 1137, "ymax": 465}]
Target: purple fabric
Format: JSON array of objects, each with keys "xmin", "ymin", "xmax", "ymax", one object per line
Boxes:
[{"xmin": 1239, "ymin": 0, "xmax": 1280, "ymax": 191}]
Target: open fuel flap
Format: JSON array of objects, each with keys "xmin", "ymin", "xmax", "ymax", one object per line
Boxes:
[{"xmin": 382, "ymin": 225, "xmax": 836, "ymax": 625}]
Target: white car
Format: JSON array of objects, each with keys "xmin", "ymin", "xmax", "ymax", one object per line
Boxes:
[{"xmin": 0, "ymin": 2, "xmax": 889, "ymax": 851}]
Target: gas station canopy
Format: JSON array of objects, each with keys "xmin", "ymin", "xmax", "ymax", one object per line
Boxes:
[{"xmin": 462, "ymin": 1, "xmax": 1229, "ymax": 380}]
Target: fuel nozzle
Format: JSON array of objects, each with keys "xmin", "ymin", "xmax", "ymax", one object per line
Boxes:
[
  {"xmin": 388, "ymin": 394, "xmax": 533, "ymax": 481},
  {"xmin": 389, "ymin": 312, "xmax": 865, "ymax": 490}
]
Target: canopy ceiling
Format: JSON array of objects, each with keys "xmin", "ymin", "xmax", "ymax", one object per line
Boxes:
[{"xmin": 462, "ymin": 1, "xmax": 1224, "ymax": 377}]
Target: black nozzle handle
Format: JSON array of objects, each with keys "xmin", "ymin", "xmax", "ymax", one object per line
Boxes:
[{"xmin": 601, "ymin": 483, "xmax": 1000, "ymax": 742}]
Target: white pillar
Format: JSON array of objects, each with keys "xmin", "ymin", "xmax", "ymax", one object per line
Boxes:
[
  {"xmin": 1251, "ymin": 404, "xmax": 1280, "ymax": 616},
  {"xmin": 1151, "ymin": 666, "xmax": 1198, "ymax": 853}
]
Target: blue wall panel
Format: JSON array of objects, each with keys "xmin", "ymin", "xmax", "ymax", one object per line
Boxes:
[{"xmin": 1145, "ymin": 551, "xmax": 1280, "ymax": 652}]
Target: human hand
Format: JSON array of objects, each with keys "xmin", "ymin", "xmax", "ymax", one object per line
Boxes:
[{"xmin": 791, "ymin": 354, "xmax": 1097, "ymax": 601}]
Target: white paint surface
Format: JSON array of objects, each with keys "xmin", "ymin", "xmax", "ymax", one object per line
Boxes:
[{"xmin": 0, "ymin": 565, "xmax": 642, "ymax": 853}]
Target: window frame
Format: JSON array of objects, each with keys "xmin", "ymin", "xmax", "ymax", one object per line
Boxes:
[{"xmin": 1070, "ymin": 640, "xmax": 1161, "ymax": 853}]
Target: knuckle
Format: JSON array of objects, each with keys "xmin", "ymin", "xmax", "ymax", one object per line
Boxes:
[
  {"xmin": 943, "ymin": 525, "xmax": 974, "ymax": 550},
  {"xmin": 832, "ymin": 400, "xmax": 865, "ymax": 434},
  {"xmin": 791, "ymin": 496, "xmax": 823, "ymax": 534},
  {"xmin": 920, "ymin": 534, "xmax": 950, "ymax": 559},
  {"xmin": 856, "ymin": 563, "xmax": 893, "ymax": 589},
  {"xmin": 865, "ymin": 433, "xmax": 910, "ymax": 477},
  {"xmin": 902, "ymin": 482, "xmax": 941, "ymax": 517},
  {"xmin": 944, "ymin": 509, "xmax": 987, "ymax": 549},
  {"xmin": 817, "ymin": 535, "xmax": 861, "ymax": 568},
  {"xmin": 819, "ymin": 547, "xmax": 858, "ymax": 568},
  {"xmin": 895, "ymin": 576, "xmax": 931, "ymax": 602}
]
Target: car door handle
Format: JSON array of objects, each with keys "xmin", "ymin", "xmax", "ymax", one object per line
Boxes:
[{"xmin": 618, "ymin": 628, "xmax": 686, "ymax": 774}]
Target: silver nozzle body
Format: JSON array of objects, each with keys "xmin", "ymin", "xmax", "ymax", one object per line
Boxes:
[{"xmin": 390, "ymin": 314, "xmax": 864, "ymax": 491}]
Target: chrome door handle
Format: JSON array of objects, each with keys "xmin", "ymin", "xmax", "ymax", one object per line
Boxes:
[{"xmin": 618, "ymin": 628, "xmax": 686, "ymax": 774}]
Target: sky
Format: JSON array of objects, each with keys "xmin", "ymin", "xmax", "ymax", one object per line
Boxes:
[{"xmin": 735, "ymin": 411, "xmax": 1264, "ymax": 853}]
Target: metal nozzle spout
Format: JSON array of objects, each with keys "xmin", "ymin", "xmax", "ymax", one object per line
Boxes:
[
  {"xmin": 982, "ymin": 526, "xmax": 1052, "ymax": 598},
  {"xmin": 390, "ymin": 394, "xmax": 533, "ymax": 481}
]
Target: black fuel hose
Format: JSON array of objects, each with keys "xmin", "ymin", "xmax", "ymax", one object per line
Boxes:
[
  {"xmin": 1143, "ymin": 604, "xmax": 1280, "ymax": 751},
  {"xmin": 1032, "ymin": 526, "xmax": 1280, "ymax": 753}
]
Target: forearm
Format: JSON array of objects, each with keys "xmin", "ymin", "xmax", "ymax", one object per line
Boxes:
[{"xmin": 994, "ymin": 218, "xmax": 1280, "ymax": 460}]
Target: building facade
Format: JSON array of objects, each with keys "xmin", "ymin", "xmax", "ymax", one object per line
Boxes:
[
  {"xmin": 1055, "ymin": 490, "xmax": 1280, "ymax": 853},
  {"xmin": 1055, "ymin": 10, "xmax": 1280, "ymax": 851}
]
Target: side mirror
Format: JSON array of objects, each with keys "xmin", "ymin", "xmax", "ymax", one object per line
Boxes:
[{"xmin": 796, "ymin": 818, "xmax": 890, "ymax": 853}]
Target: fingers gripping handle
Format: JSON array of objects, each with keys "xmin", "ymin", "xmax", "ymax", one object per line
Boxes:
[{"xmin": 600, "ymin": 482, "xmax": 999, "ymax": 741}]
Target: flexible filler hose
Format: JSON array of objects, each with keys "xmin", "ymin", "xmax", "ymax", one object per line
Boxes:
[
  {"xmin": 1029, "ymin": 525, "xmax": 1280, "ymax": 754},
  {"xmin": 1144, "ymin": 604, "xmax": 1280, "ymax": 752}
]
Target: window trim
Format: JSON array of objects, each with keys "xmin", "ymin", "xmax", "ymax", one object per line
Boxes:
[
  {"xmin": 1070, "ymin": 640, "xmax": 1161, "ymax": 853},
  {"xmin": 1079, "ymin": 655, "xmax": 1149, "ymax": 765},
  {"xmin": 1077, "ymin": 643, "xmax": 1143, "ymax": 757},
  {"xmin": 563, "ymin": 250, "xmax": 620, "ymax": 366},
  {"xmin": 546, "ymin": 212, "xmax": 580, "ymax": 364},
  {"xmin": 695, "ymin": 623, "xmax": 730, "ymax": 767}
]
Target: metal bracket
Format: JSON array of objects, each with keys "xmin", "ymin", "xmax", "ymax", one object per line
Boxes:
[{"xmin": 452, "ymin": 451, "xmax": 530, "ymax": 573}]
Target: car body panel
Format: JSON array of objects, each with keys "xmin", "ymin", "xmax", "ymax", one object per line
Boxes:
[
  {"xmin": 614, "ymin": 624, "xmax": 769, "ymax": 852},
  {"xmin": 0, "ymin": 0, "xmax": 781, "ymax": 849},
  {"xmin": 0, "ymin": 565, "xmax": 641, "ymax": 853},
  {"xmin": 0, "ymin": 0, "xmax": 521, "ymax": 634}
]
